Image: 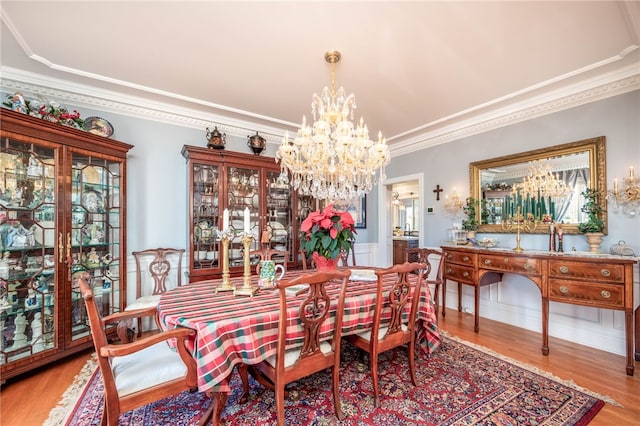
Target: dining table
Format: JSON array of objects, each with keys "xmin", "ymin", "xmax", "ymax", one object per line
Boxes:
[{"xmin": 157, "ymin": 267, "xmax": 440, "ymax": 423}]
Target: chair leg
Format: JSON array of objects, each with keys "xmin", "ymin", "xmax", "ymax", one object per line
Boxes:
[
  {"xmin": 332, "ymin": 364, "xmax": 345, "ymax": 420},
  {"xmin": 370, "ymin": 353, "xmax": 380, "ymax": 407},
  {"xmin": 276, "ymin": 382, "xmax": 286, "ymax": 426},
  {"xmin": 408, "ymin": 338, "xmax": 418, "ymax": 386},
  {"xmin": 433, "ymin": 283, "xmax": 441, "ymax": 315}
]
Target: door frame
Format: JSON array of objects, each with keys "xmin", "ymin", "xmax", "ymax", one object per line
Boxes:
[{"xmin": 377, "ymin": 173, "xmax": 424, "ymax": 266}]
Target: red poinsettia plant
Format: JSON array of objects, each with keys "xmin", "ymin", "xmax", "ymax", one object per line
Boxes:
[{"xmin": 300, "ymin": 205, "xmax": 356, "ymax": 260}]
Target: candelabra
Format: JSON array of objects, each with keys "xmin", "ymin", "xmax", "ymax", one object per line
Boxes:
[
  {"xmin": 215, "ymin": 230, "xmax": 235, "ymax": 293},
  {"xmin": 607, "ymin": 166, "xmax": 639, "ymax": 217},
  {"xmin": 234, "ymin": 233, "xmax": 258, "ymax": 297},
  {"xmin": 501, "ymin": 206, "xmax": 538, "ymax": 252}
]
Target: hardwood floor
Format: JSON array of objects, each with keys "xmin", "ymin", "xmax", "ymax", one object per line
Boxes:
[{"xmin": 1, "ymin": 309, "xmax": 638, "ymax": 425}]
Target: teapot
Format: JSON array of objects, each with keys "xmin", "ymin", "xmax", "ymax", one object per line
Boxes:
[
  {"xmin": 206, "ymin": 126, "xmax": 226, "ymax": 149},
  {"xmin": 247, "ymin": 132, "xmax": 266, "ymax": 155},
  {"xmin": 258, "ymin": 260, "xmax": 284, "ymax": 288}
]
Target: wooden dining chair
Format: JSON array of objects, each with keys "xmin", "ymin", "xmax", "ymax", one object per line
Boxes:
[
  {"xmin": 245, "ymin": 269, "xmax": 351, "ymax": 425},
  {"xmin": 249, "ymin": 248, "xmax": 289, "ymax": 275},
  {"xmin": 77, "ymin": 273, "xmax": 207, "ymax": 426},
  {"xmin": 405, "ymin": 248, "xmax": 444, "ymax": 315},
  {"xmin": 344, "ymin": 261, "xmax": 426, "ymax": 407},
  {"xmin": 124, "ymin": 248, "xmax": 185, "ymax": 340}
]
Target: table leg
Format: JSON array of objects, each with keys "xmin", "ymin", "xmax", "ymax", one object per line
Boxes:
[
  {"xmin": 474, "ymin": 286, "xmax": 480, "ymax": 333},
  {"xmin": 541, "ymin": 297, "xmax": 549, "ymax": 355}
]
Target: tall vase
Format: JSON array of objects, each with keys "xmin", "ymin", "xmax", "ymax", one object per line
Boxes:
[{"xmin": 312, "ymin": 252, "xmax": 338, "ymax": 271}]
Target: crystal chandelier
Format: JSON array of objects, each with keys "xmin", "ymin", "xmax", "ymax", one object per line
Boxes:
[
  {"xmin": 275, "ymin": 50, "xmax": 391, "ymax": 200},
  {"xmin": 513, "ymin": 161, "xmax": 572, "ymax": 199}
]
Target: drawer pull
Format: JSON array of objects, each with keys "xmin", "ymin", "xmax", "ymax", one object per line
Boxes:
[
  {"xmin": 446, "ymin": 254, "xmax": 453, "ymax": 259},
  {"xmin": 524, "ymin": 263, "xmax": 531, "ymax": 270},
  {"xmin": 600, "ymin": 290, "xmax": 611, "ymax": 299},
  {"xmin": 462, "ymin": 272, "xmax": 469, "ymax": 278},
  {"xmin": 484, "ymin": 259, "xmax": 492, "ymax": 265},
  {"xmin": 559, "ymin": 286, "xmax": 569, "ymax": 294},
  {"xmin": 446, "ymin": 268, "xmax": 453, "ymax": 274},
  {"xmin": 559, "ymin": 266, "xmax": 569, "ymax": 274},
  {"xmin": 600, "ymin": 269, "xmax": 611, "ymax": 277},
  {"xmin": 463, "ymin": 256, "xmax": 470, "ymax": 262}
]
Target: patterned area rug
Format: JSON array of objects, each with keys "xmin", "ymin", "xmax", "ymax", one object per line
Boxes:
[{"xmin": 46, "ymin": 335, "xmax": 613, "ymax": 425}]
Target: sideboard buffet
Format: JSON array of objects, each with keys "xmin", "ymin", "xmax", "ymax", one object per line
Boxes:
[
  {"xmin": 441, "ymin": 245, "xmax": 637, "ymax": 376},
  {"xmin": 0, "ymin": 109, "xmax": 132, "ymax": 381}
]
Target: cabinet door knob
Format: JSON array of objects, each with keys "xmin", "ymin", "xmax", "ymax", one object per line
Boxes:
[
  {"xmin": 58, "ymin": 232, "xmax": 64, "ymax": 264},
  {"xmin": 559, "ymin": 286, "xmax": 569, "ymax": 294},
  {"xmin": 600, "ymin": 269, "xmax": 611, "ymax": 277},
  {"xmin": 484, "ymin": 259, "xmax": 492, "ymax": 265},
  {"xmin": 600, "ymin": 290, "xmax": 611, "ymax": 299},
  {"xmin": 559, "ymin": 266, "xmax": 569, "ymax": 274},
  {"xmin": 524, "ymin": 263, "xmax": 531, "ymax": 270}
]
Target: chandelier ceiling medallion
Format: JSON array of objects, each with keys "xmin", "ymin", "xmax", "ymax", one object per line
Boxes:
[{"xmin": 275, "ymin": 50, "xmax": 391, "ymax": 201}]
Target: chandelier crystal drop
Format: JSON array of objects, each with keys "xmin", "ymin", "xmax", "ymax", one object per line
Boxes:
[{"xmin": 275, "ymin": 50, "xmax": 391, "ymax": 201}]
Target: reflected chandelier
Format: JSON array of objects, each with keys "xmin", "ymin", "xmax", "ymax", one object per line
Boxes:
[
  {"xmin": 275, "ymin": 50, "xmax": 391, "ymax": 200},
  {"xmin": 513, "ymin": 161, "xmax": 571, "ymax": 199}
]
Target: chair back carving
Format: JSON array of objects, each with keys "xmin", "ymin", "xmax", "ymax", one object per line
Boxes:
[
  {"xmin": 405, "ymin": 248, "xmax": 444, "ymax": 314},
  {"xmin": 133, "ymin": 248, "xmax": 185, "ymax": 297},
  {"xmin": 338, "ymin": 241, "xmax": 356, "ymax": 267}
]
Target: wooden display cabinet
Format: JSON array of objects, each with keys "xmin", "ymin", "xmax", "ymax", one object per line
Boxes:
[
  {"xmin": 0, "ymin": 109, "xmax": 131, "ymax": 381},
  {"xmin": 181, "ymin": 145, "xmax": 310, "ymax": 282},
  {"xmin": 393, "ymin": 238, "xmax": 419, "ymax": 264}
]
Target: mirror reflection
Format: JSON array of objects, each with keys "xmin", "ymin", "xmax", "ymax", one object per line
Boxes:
[{"xmin": 470, "ymin": 137, "xmax": 606, "ymax": 234}]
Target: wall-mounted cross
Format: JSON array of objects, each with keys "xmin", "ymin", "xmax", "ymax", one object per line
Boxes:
[{"xmin": 433, "ymin": 184, "xmax": 443, "ymax": 201}]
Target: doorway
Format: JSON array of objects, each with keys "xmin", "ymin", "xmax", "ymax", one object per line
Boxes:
[{"xmin": 377, "ymin": 173, "xmax": 423, "ymax": 266}]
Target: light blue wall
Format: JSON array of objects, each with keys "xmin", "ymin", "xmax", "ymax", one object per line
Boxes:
[{"xmin": 386, "ymin": 90, "xmax": 640, "ymax": 254}]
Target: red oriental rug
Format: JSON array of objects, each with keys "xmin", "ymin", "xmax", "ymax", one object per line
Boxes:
[{"xmin": 46, "ymin": 335, "xmax": 613, "ymax": 425}]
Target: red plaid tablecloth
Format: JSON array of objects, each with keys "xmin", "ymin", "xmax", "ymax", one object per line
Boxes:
[{"xmin": 158, "ymin": 270, "xmax": 440, "ymax": 393}]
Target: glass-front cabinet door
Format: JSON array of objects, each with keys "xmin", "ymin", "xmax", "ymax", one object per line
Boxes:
[
  {"xmin": 191, "ymin": 163, "xmax": 221, "ymax": 271},
  {"xmin": 68, "ymin": 152, "xmax": 124, "ymax": 346},
  {"xmin": 0, "ymin": 109, "xmax": 131, "ymax": 381},
  {"xmin": 227, "ymin": 166, "xmax": 260, "ymax": 267},
  {"xmin": 265, "ymin": 170, "xmax": 293, "ymax": 263},
  {"xmin": 0, "ymin": 141, "xmax": 58, "ymax": 363}
]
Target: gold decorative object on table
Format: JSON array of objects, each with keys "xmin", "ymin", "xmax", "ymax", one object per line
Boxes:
[
  {"xmin": 234, "ymin": 232, "xmax": 258, "ymax": 297},
  {"xmin": 501, "ymin": 205, "xmax": 537, "ymax": 252},
  {"xmin": 215, "ymin": 230, "xmax": 235, "ymax": 293}
]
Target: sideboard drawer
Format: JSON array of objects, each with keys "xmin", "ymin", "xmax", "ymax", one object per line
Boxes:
[
  {"xmin": 549, "ymin": 260, "xmax": 625, "ymax": 283},
  {"xmin": 478, "ymin": 254, "xmax": 541, "ymax": 275},
  {"xmin": 444, "ymin": 264, "xmax": 475, "ymax": 284},
  {"xmin": 443, "ymin": 250, "xmax": 476, "ymax": 267},
  {"xmin": 549, "ymin": 279, "xmax": 624, "ymax": 308}
]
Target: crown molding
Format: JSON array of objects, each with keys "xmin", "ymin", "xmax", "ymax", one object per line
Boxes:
[
  {"xmin": 2, "ymin": 65, "xmax": 638, "ymax": 154},
  {"xmin": 390, "ymin": 67, "xmax": 640, "ymax": 158}
]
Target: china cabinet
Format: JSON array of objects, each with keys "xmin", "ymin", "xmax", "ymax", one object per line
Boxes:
[
  {"xmin": 181, "ymin": 145, "xmax": 310, "ymax": 282},
  {"xmin": 0, "ymin": 109, "xmax": 131, "ymax": 381}
]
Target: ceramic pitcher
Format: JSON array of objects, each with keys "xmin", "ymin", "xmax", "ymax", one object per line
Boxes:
[{"xmin": 258, "ymin": 260, "xmax": 285, "ymax": 288}]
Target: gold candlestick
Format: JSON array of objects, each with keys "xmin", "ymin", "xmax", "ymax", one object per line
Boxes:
[
  {"xmin": 501, "ymin": 206, "xmax": 538, "ymax": 252},
  {"xmin": 215, "ymin": 231, "xmax": 235, "ymax": 293},
  {"xmin": 234, "ymin": 233, "xmax": 258, "ymax": 296}
]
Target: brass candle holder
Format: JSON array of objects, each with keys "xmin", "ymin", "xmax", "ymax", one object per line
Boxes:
[
  {"xmin": 501, "ymin": 206, "xmax": 537, "ymax": 252},
  {"xmin": 234, "ymin": 233, "xmax": 258, "ymax": 297},
  {"xmin": 215, "ymin": 230, "xmax": 235, "ymax": 293}
]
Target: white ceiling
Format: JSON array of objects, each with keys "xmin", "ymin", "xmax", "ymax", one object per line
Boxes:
[{"xmin": 1, "ymin": 1, "xmax": 639, "ymax": 153}]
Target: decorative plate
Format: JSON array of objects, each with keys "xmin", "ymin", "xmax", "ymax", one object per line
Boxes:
[
  {"xmin": 82, "ymin": 189, "xmax": 104, "ymax": 213},
  {"xmin": 83, "ymin": 117, "xmax": 114, "ymax": 137}
]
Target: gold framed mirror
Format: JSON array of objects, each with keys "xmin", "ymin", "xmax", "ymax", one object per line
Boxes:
[{"xmin": 469, "ymin": 136, "xmax": 606, "ymax": 235}]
